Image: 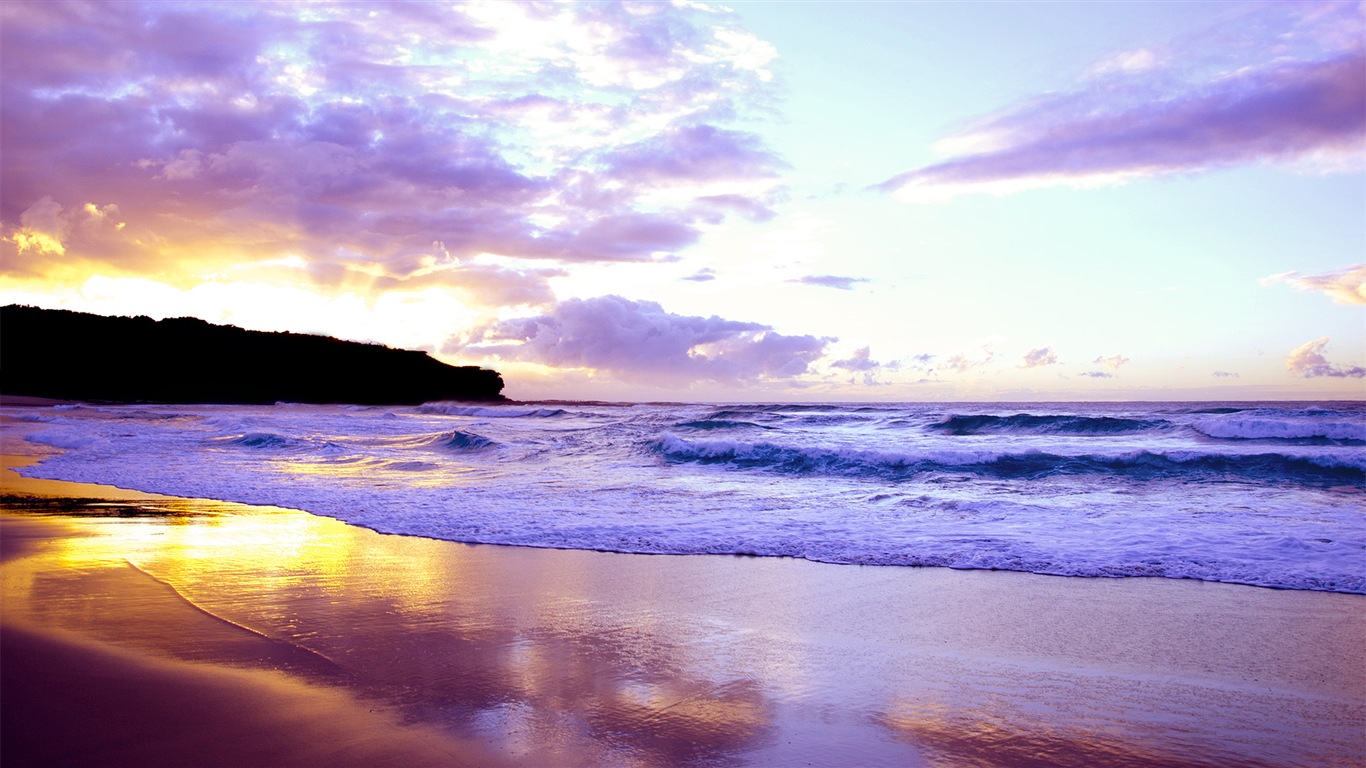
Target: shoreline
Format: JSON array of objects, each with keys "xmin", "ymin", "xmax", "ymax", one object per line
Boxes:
[{"xmin": 3, "ymin": 435, "xmax": 1363, "ymax": 766}]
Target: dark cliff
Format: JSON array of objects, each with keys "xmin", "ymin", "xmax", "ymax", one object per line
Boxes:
[{"xmin": 0, "ymin": 305, "xmax": 505, "ymax": 405}]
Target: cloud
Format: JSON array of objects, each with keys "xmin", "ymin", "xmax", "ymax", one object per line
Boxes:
[
  {"xmin": 0, "ymin": 1, "xmax": 784, "ymax": 304},
  {"xmin": 604, "ymin": 125, "xmax": 781, "ymax": 186},
  {"xmin": 6, "ymin": 197, "xmax": 70, "ymax": 257},
  {"xmin": 943, "ymin": 336, "xmax": 1003, "ymax": 373},
  {"xmin": 1212, "ymin": 371, "xmax": 1240, "ymax": 378},
  {"xmin": 682, "ymin": 268, "xmax": 717, "ymax": 282},
  {"xmin": 831, "ymin": 346, "xmax": 897, "ymax": 386},
  {"xmin": 1088, "ymin": 48, "xmax": 1161, "ymax": 77},
  {"xmin": 788, "ymin": 275, "xmax": 868, "ymax": 290},
  {"xmin": 876, "ymin": 4, "xmax": 1365, "ymax": 200},
  {"xmin": 831, "ymin": 346, "xmax": 880, "ymax": 372},
  {"xmin": 946, "ymin": 354, "xmax": 989, "ymax": 373},
  {"xmin": 1020, "ymin": 346, "xmax": 1058, "ymax": 369},
  {"xmin": 457, "ymin": 295, "xmax": 830, "ymax": 387},
  {"xmin": 1093, "ymin": 354, "xmax": 1130, "ymax": 371},
  {"xmin": 1285, "ymin": 337, "xmax": 1366, "ymax": 378},
  {"xmin": 689, "ymin": 194, "xmax": 777, "ymax": 224},
  {"xmin": 1262, "ymin": 264, "xmax": 1366, "ymax": 305},
  {"xmin": 1079, "ymin": 371, "xmax": 1113, "ymax": 379}
]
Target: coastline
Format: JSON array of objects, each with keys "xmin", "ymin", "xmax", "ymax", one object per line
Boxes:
[{"xmin": 3, "ymin": 425, "xmax": 1363, "ymax": 767}]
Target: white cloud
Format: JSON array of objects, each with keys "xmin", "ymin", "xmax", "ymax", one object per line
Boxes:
[
  {"xmin": 1088, "ymin": 47, "xmax": 1161, "ymax": 76},
  {"xmin": 458, "ymin": 295, "xmax": 829, "ymax": 387},
  {"xmin": 1262, "ymin": 264, "xmax": 1366, "ymax": 305},
  {"xmin": 832, "ymin": 346, "xmax": 879, "ymax": 372},
  {"xmin": 877, "ymin": 4, "xmax": 1366, "ymax": 201},
  {"xmin": 1020, "ymin": 346, "xmax": 1058, "ymax": 369},
  {"xmin": 1093, "ymin": 354, "xmax": 1130, "ymax": 371},
  {"xmin": 1285, "ymin": 337, "xmax": 1365, "ymax": 378},
  {"xmin": 2, "ymin": 1, "xmax": 784, "ymax": 289},
  {"xmin": 944, "ymin": 336, "xmax": 1004, "ymax": 373}
]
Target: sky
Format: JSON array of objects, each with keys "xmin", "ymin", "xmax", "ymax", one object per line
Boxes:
[{"xmin": 2, "ymin": 0, "xmax": 1363, "ymax": 402}]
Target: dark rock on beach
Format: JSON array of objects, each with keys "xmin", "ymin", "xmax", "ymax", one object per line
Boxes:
[{"xmin": 0, "ymin": 305, "xmax": 505, "ymax": 405}]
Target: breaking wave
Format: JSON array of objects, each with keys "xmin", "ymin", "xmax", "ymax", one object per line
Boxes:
[
  {"xmin": 209, "ymin": 432, "xmax": 346, "ymax": 456},
  {"xmin": 1190, "ymin": 417, "xmax": 1365, "ymax": 444},
  {"xmin": 429, "ymin": 429, "xmax": 498, "ymax": 452},
  {"xmin": 651, "ymin": 434, "xmax": 1364, "ymax": 485},
  {"xmin": 932, "ymin": 414, "xmax": 1168, "ymax": 436},
  {"xmin": 673, "ymin": 419, "xmax": 771, "ymax": 431},
  {"xmin": 225, "ymin": 432, "xmax": 300, "ymax": 449}
]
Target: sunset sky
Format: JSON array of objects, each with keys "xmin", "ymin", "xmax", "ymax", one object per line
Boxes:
[{"xmin": 3, "ymin": 1, "xmax": 1362, "ymax": 401}]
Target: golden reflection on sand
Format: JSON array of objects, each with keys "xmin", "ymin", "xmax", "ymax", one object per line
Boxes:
[{"xmin": 1, "ymin": 494, "xmax": 783, "ymax": 766}]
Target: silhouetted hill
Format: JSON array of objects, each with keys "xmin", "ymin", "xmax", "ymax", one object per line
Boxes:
[{"xmin": 1, "ymin": 305, "xmax": 505, "ymax": 405}]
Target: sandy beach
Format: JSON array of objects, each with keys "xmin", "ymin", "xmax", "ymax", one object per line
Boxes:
[{"xmin": 2, "ymin": 420, "xmax": 1363, "ymax": 767}]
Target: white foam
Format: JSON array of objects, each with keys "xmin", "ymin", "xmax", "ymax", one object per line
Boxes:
[
  {"xmin": 1191, "ymin": 417, "xmax": 1366, "ymax": 442},
  {"xmin": 25, "ymin": 428, "xmax": 102, "ymax": 450}
]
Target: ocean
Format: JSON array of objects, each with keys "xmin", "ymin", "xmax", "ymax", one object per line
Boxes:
[{"xmin": 12, "ymin": 400, "xmax": 1365, "ymax": 594}]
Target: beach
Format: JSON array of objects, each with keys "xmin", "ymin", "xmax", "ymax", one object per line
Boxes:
[{"xmin": 2, "ymin": 414, "xmax": 1363, "ymax": 767}]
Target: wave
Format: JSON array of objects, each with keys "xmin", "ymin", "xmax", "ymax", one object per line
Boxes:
[
  {"xmin": 429, "ymin": 429, "xmax": 498, "ymax": 452},
  {"xmin": 221, "ymin": 432, "xmax": 305, "ymax": 450},
  {"xmin": 1191, "ymin": 417, "xmax": 1365, "ymax": 444},
  {"xmin": 24, "ymin": 428, "xmax": 101, "ymax": 450},
  {"xmin": 674, "ymin": 419, "xmax": 771, "ymax": 431},
  {"xmin": 702, "ymin": 407, "xmax": 876, "ymax": 423},
  {"xmin": 205, "ymin": 432, "xmax": 347, "ymax": 456},
  {"xmin": 418, "ymin": 402, "xmax": 567, "ymax": 418},
  {"xmin": 788, "ymin": 414, "xmax": 874, "ymax": 427},
  {"xmin": 932, "ymin": 413, "xmax": 1168, "ymax": 436},
  {"xmin": 703, "ymin": 408, "xmax": 775, "ymax": 420},
  {"xmin": 652, "ymin": 434, "xmax": 1364, "ymax": 485}
]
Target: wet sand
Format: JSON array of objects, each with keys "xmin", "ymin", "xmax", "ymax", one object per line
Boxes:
[{"xmin": 2, "ymin": 428, "xmax": 1363, "ymax": 766}]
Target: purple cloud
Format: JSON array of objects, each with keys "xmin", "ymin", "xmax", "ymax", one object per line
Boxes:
[
  {"xmin": 1286, "ymin": 337, "xmax": 1366, "ymax": 379},
  {"xmin": 877, "ymin": 5, "xmax": 1365, "ymax": 199},
  {"xmin": 1079, "ymin": 371, "xmax": 1114, "ymax": 379},
  {"xmin": 789, "ymin": 275, "xmax": 869, "ymax": 290},
  {"xmin": 0, "ymin": 1, "xmax": 783, "ymax": 304},
  {"xmin": 1093, "ymin": 354, "xmax": 1130, "ymax": 372},
  {"xmin": 1020, "ymin": 347, "xmax": 1058, "ymax": 369},
  {"xmin": 1212, "ymin": 371, "xmax": 1240, "ymax": 378},
  {"xmin": 831, "ymin": 347, "xmax": 880, "ymax": 372},
  {"xmin": 459, "ymin": 295, "xmax": 830, "ymax": 386},
  {"xmin": 605, "ymin": 125, "xmax": 781, "ymax": 186},
  {"xmin": 1262, "ymin": 264, "xmax": 1366, "ymax": 305},
  {"xmin": 689, "ymin": 195, "xmax": 777, "ymax": 224},
  {"xmin": 683, "ymin": 268, "xmax": 717, "ymax": 283}
]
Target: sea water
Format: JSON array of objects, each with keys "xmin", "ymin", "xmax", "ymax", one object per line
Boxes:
[{"xmin": 12, "ymin": 401, "xmax": 1365, "ymax": 593}]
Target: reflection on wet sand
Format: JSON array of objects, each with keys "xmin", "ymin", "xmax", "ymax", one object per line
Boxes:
[
  {"xmin": 1, "ymin": 492, "xmax": 781, "ymax": 767},
  {"xmin": 2, "ymin": 457, "xmax": 1363, "ymax": 767},
  {"xmin": 878, "ymin": 696, "xmax": 1289, "ymax": 768}
]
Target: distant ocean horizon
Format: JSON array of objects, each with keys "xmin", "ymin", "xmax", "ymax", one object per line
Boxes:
[{"xmin": 13, "ymin": 399, "xmax": 1365, "ymax": 594}]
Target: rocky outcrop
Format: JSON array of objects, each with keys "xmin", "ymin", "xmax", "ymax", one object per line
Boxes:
[{"xmin": 1, "ymin": 305, "xmax": 505, "ymax": 405}]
